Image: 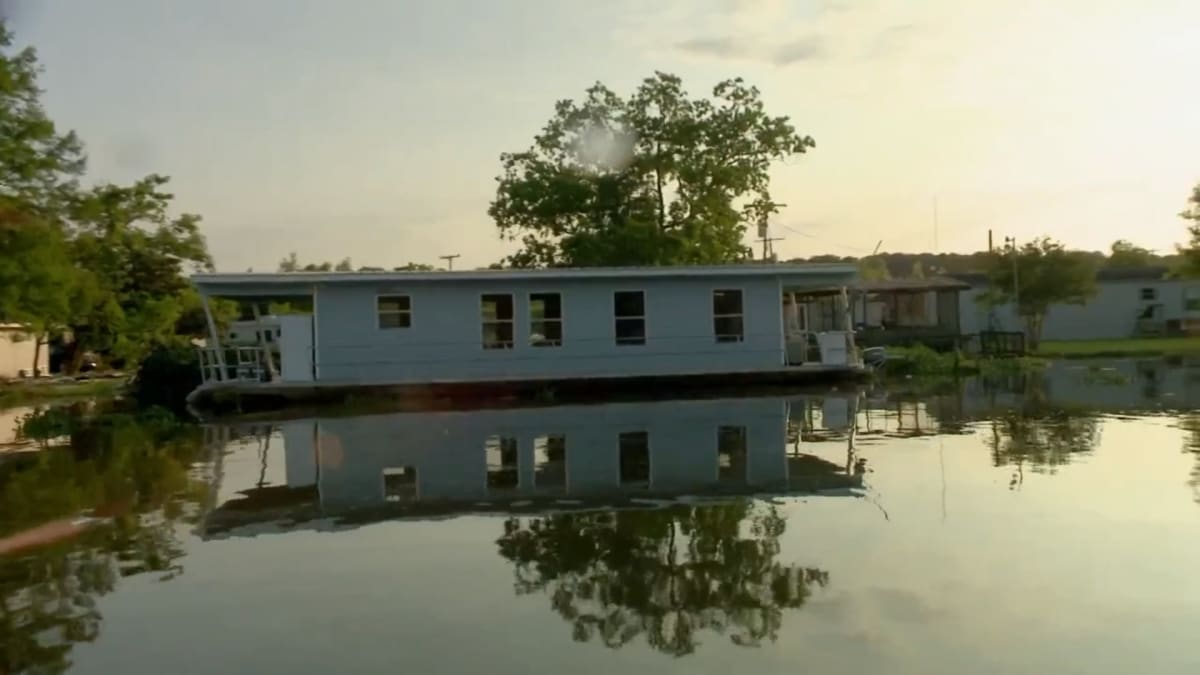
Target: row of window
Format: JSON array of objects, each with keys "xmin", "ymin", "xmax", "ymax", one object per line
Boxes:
[
  {"xmin": 381, "ymin": 426, "xmax": 751, "ymax": 501},
  {"xmin": 376, "ymin": 290, "xmax": 746, "ymax": 348}
]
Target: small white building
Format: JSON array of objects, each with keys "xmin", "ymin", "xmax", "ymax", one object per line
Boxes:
[
  {"xmin": 0, "ymin": 324, "xmax": 48, "ymax": 379},
  {"xmin": 956, "ymin": 266, "xmax": 1200, "ymax": 341},
  {"xmin": 188, "ymin": 264, "xmax": 863, "ymax": 408}
]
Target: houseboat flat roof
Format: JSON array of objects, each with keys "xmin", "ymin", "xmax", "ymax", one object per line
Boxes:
[{"xmin": 192, "ymin": 263, "xmax": 858, "ymax": 289}]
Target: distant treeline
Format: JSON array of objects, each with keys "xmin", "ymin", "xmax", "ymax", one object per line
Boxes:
[{"xmin": 789, "ymin": 242, "xmax": 1180, "ymax": 279}]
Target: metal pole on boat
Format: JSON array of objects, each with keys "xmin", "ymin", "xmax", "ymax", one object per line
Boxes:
[
  {"xmin": 201, "ymin": 291, "xmax": 226, "ymax": 382},
  {"xmin": 251, "ymin": 302, "xmax": 278, "ymax": 381}
]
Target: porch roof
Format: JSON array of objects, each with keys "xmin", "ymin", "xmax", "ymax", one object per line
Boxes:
[{"xmin": 788, "ymin": 276, "xmax": 970, "ymax": 295}]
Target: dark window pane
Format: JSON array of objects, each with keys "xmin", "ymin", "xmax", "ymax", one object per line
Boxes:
[
  {"xmin": 615, "ymin": 318, "xmax": 646, "ymax": 345},
  {"xmin": 483, "ymin": 322, "xmax": 514, "ymax": 349},
  {"xmin": 378, "ymin": 296, "xmax": 410, "ymax": 312},
  {"xmin": 713, "ymin": 289, "xmax": 743, "ymax": 316},
  {"xmin": 614, "ymin": 291, "xmax": 644, "ymax": 318},
  {"xmin": 717, "ymin": 426, "xmax": 747, "ymax": 482},
  {"xmin": 619, "ymin": 431, "xmax": 650, "ymax": 485},
  {"xmin": 530, "ymin": 293, "xmax": 562, "ymax": 320},
  {"xmin": 383, "ymin": 466, "xmax": 417, "ymax": 501},
  {"xmin": 534, "ymin": 434, "xmax": 567, "ymax": 488},
  {"xmin": 482, "ymin": 294, "xmax": 514, "ymax": 321},
  {"xmin": 379, "ymin": 312, "xmax": 411, "ymax": 329},
  {"xmin": 486, "ymin": 436, "xmax": 519, "ymax": 489},
  {"xmin": 714, "ymin": 316, "xmax": 744, "ymax": 342},
  {"xmin": 531, "ymin": 320, "xmax": 562, "ymax": 347}
]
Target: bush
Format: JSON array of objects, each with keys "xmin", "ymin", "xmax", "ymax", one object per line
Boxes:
[{"xmin": 130, "ymin": 343, "xmax": 201, "ymax": 413}]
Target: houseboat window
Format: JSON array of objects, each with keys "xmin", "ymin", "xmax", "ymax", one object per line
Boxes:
[
  {"xmin": 486, "ymin": 435, "xmax": 519, "ymax": 489},
  {"xmin": 1140, "ymin": 287, "xmax": 1157, "ymax": 301},
  {"xmin": 481, "ymin": 294, "xmax": 515, "ymax": 349},
  {"xmin": 534, "ymin": 434, "xmax": 566, "ymax": 488},
  {"xmin": 383, "ymin": 466, "xmax": 417, "ymax": 501},
  {"xmin": 713, "ymin": 289, "xmax": 744, "ymax": 342},
  {"xmin": 717, "ymin": 426, "xmax": 747, "ymax": 482},
  {"xmin": 377, "ymin": 295, "xmax": 412, "ymax": 329},
  {"xmin": 618, "ymin": 431, "xmax": 650, "ymax": 485},
  {"xmin": 529, "ymin": 293, "xmax": 563, "ymax": 347},
  {"xmin": 614, "ymin": 291, "xmax": 646, "ymax": 345}
]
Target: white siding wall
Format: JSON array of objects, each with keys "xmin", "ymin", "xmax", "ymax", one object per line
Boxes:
[
  {"xmin": 312, "ymin": 276, "xmax": 791, "ymax": 384},
  {"xmin": 959, "ymin": 279, "xmax": 1200, "ymax": 341},
  {"xmin": 0, "ymin": 330, "xmax": 47, "ymax": 379},
  {"xmin": 288, "ymin": 398, "xmax": 790, "ymax": 507}
]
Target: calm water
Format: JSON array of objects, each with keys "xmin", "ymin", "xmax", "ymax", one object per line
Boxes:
[{"xmin": 3, "ymin": 359, "xmax": 1200, "ymax": 674}]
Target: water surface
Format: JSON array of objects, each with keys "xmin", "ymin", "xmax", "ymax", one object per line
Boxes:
[{"xmin": 2, "ymin": 358, "xmax": 1199, "ymax": 674}]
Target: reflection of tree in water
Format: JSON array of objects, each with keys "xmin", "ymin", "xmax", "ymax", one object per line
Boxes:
[
  {"xmin": 0, "ymin": 407, "xmax": 208, "ymax": 674},
  {"xmin": 988, "ymin": 407, "xmax": 1100, "ymax": 486},
  {"xmin": 495, "ymin": 501, "xmax": 827, "ymax": 656},
  {"xmin": 1183, "ymin": 414, "xmax": 1200, "ymax": 504}
]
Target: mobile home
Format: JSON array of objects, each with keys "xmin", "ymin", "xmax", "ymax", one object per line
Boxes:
[{"xmin": 188, "ymin": 264, "xmax": 865, "ymax": 412}]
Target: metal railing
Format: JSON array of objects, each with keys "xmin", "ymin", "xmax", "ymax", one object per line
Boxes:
[{"xmin": 197, "ymin": 346, "xmax": 276, "ymax": 384}]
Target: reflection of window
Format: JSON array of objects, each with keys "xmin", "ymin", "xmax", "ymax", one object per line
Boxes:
[
  {"xmin": 619, "ymin": 431, "xmax": 650, "ymax": 485},
  {"xmin": 481, "ymin": 294, "xmax": 514, "ymax": 349},
  {"xmin": 533, "ymin": 434, "xmax": 566, "ymax": 488},
  {"xmin": 717, "ymin": 426, "xmax": 747, "ymax": 482},
  {"xmin": 713, "ymin": 290, "xmax": 744, "ymax": 343},
  {"xmin": 614, "ymin": 291, "xmax": 646, "ymax": 346},
  {"xmin": 486, "ymin": 435, "xmax": 519, "ymax": 489},
  {"xmin": 378, "ymin": 295, "xmax": 412, "ymax": 329},
  {"xmin": 529, "ymin": 293, "xmax": 563, "ymax": 347},
  {"xmin": 383, "ymin": 466, "xmax": 417, "ymax": 501},
  {"xmin": 1140, "ymin": 287, "xmax": 1157, "ymax": 301}
]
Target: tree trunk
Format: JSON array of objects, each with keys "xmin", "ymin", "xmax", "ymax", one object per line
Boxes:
[
  {"xmin": 31, "ymin": 334, "xmax": 43, "ymax": 377},
  {"xmin": 654, "ymin": 143, "xmax": 666, "ymax": 231}
]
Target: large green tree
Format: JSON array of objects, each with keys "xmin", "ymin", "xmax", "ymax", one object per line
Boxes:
[
  {"xmin": 0, "ymin": 22, "xmax": 85, "ymax": 211},
  {"xmin": 490, "ymin": 72, "xmax": 815, "ymax": 267},
  {"xmin": 66, "ymin": 175, "xmax": 213, "ymax": 367},
  {"xmin": 1179, "ymin": 183, "xmax": 1200, "ymax": 278},
  {"xmin": 981, "ymin": 237, "xmax": 1098, "ymax": 350}
]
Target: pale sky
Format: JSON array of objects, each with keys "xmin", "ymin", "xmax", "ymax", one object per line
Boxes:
[{"xmin": 8, "ymin": 0, "xmax": 1200, "ymax": 271}]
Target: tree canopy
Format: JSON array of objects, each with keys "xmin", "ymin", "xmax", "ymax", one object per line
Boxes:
[
  {"xmin": 1107, "ymin": 239, "xmax": 1157, "ymax": 268},
  {"xmin": 490, "ymin": 72, "xmax": 814, "ymax": 267},
  {"xmin": 980, "ymin": 238, "xmax": 1098, "ymax": 349},
  {"xmin": 1180, "ymin": 183, "xmax": 1200, "ymax": 278},
  {"xmin": 0, "ymin": 20, "xmax": 214, "ymax": 372}
]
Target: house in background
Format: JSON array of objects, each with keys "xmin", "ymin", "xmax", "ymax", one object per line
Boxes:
[
  {"xmin": 786, "ymin": 277, "xmax": 969, "ymax": 351},
  {"xmin": 954, "ymin": 266, "xmax": 1200, "ymax": 341},
  {"xmin": 0, "ymin": 324, "xmax": 48, "ymax": 379}
]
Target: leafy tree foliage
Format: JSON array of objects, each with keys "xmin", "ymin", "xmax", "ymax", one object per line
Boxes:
[
  {"xmin": 490, "ymin": 72, "xmax": 815, "ymax": 267},
  {"xmin": 66, "ymin": 175, "xmax": 213, "ymax": 367},
  {"xmin": 495, "ymin": 501, "xmax": 827, "ymax": 655},
  {"xmin": 1107, "ymin": 239, "xmax": 1157, "ymax": 268},
  {"xmin": 1, "ymin": 21, "xmax": 214, "ymax": 374},
  {"xmin": 277, "ymin": 252, "xmax": 354, "ymax": 272},
  {"xmin": 0, "ymin": 22, "xmax": 85, "ymax": 211},
  {"xmin": 1180, "ymin": 183, "xmax": 1200, "ymax": 278},
  {"xmin": 980, "ymin": 238, "xmax": 1098, "ymax": 349},
  {"xmin": 856, "ymin": 256, "xmax": 890, "ymax": 281}
]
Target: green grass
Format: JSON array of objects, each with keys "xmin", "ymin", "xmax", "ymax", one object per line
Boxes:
[
  {"xmin": 879, "ymin": 345, "xmax": 1048, "ymax": 379},
  {"xmin": 0, "ymin": 379, "xmax": 125, "ymax": 407},
  {"xmin": 1035, "ymin": 337, "xmax": 1200, "ymax": 359}
]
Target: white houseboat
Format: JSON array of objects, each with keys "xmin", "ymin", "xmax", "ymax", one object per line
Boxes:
[{"xmin": 188, "ymin": 263, "xmax": 865, "ymax": 413}]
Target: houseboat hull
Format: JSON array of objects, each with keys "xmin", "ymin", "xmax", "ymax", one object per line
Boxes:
[{"xmin": 187, "ymin": 365, "xmax": 869, "ymax": 419}]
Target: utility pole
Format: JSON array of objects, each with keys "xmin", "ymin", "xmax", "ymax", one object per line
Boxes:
[
  {"xmin": 1004, "ymin": 236, "xmax": 1020, "ymax": 334},
  {"xmin": 439, "ymin": 254, "xmax": 460, "ymax": 271},
  {"xmin": 755, "ymin": 204, "xmax": 786, "ymax": 261}
]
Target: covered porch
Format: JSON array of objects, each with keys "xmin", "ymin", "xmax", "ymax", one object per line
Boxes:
[{"xmin": 194, "ymin": 282, "xmax": 318, "ymax": 387}]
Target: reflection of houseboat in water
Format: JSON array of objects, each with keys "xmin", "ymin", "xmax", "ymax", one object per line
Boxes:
[{"xmin": 201, "ymin": 395, "xmax": 866, "ymax": 537}]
